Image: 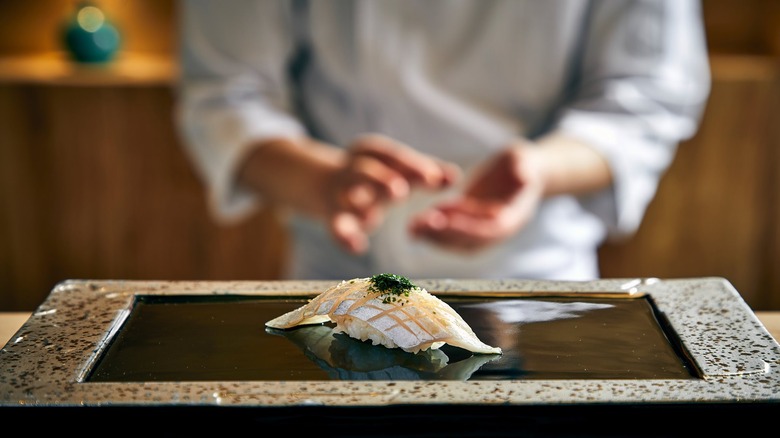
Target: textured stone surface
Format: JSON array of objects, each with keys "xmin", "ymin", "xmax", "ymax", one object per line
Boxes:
[{"xmin": 1, "ymin": 277, "xmax": 778, "ymax": 407}]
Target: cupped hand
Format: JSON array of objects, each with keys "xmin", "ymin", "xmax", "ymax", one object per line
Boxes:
[{"xmin": 409, "ymin": 143, "xmax": 546, "ymax": 253}]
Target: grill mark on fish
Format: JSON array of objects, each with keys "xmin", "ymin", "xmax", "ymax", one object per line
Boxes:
[{"xmin": 265, "ymin": 277, "xmax": 502, "ymax": 355}]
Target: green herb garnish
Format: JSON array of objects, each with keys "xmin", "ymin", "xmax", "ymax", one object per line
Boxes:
[{"xmin": 368, "ymin": 273, "xmax": 417, "ymax": 304}]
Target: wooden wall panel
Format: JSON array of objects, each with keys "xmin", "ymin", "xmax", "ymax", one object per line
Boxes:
[
  {"xmin": 0, "ymin": 85, "xmax": 288, "ymax": 311},
  {"xmin": 0, "ymin": 86, "xmax": 49, "ymax": 309},
  {"xmin": 702, "ymin": 0, "xmax": 780, "ymax": 55},
  {"xmin": 768, "ymin": 86, "xmax": 780, "ymax": 310}
]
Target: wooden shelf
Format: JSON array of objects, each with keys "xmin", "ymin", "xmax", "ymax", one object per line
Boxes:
[
  {"xmin": 0, "ymin": 51, "xmax": 176, "ymax": 86},
  {"xmin": 709, "ymin": 53, "xmax": 780, "ymax": 81}
]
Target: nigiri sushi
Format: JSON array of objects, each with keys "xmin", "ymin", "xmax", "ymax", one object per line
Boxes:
[{"xmin": 265, "ymin": 274, "xmax": 502, "ymax": 355}]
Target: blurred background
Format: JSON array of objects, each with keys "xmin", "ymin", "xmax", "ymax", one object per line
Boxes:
[{"xmin": 0, "ymin": 0, "xmax": 778, "ymax": 312}]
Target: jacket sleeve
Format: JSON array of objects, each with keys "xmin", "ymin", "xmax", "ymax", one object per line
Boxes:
[
  {"xmin": 175, "ymin": 0, "xmax": 306, "ymax": 224},
  {"xmin": 554, "ymin": 0, "xmax": 710, "ymax": 240}
]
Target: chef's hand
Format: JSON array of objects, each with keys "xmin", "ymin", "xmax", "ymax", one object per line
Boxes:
[
  {"xmin": 326, "ymin": 134, "xmax": 459, "ymax": 253},
  {"xmin": 409, "ymin": 135, "xmax": 613, "ymax": 253},
  {"xmin": 409, "ymin": 143, "xmax": 544, "ymax": 252},
  {"xmin": 238, "ymin": 133, "xmax": 459, "ymax": 254}
]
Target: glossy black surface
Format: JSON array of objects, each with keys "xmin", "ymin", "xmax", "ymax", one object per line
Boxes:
[{"xmin": 86, "ymin": 294, "xmax": 696, "ymax": 382}]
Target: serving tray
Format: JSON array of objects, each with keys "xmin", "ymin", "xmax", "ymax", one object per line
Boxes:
[{"xmin": 1, "ymin": 277, "xmax": 778, "ymax": 435}]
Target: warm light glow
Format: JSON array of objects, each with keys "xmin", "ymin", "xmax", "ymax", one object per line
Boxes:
[{"xmin": 77, "ymin": 6, "xmax": 105, "ymax": 33}]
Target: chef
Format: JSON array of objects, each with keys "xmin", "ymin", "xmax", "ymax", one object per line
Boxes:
[{"xmin": 176, "ymin": 0, "xmax": 710, "ymax": 281}]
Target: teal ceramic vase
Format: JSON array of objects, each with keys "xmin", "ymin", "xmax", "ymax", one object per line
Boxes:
[{"xmin": 62, "ymin": 2, "xmax": 121, "ymax": 63}]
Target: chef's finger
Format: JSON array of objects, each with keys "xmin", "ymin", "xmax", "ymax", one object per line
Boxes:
[
  {"xmin": 330, "ymin": 212, "xmax": 369, "ymax": 254},
  {"xmin": 347, "ymin": 155, "xmax": 411, "ymax": 203},
  {"xmin": 409, "ymin": 207, "xmax": 508, "ymax": 252},
  {"xmin": 351, "ymin": 134, "xmax": 461, "ymax": 189}
]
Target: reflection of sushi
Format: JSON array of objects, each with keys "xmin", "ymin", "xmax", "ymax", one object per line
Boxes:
[
  {"xmin": 265, "ymin": 274, "xmax": 502, "ymax": 355},
  {"xmin": 266, "ymin": 325, "xmax": 500, "ymax": 380}
]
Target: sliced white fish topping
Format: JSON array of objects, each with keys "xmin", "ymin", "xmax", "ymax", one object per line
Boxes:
[{"xmin": 266, "ymin": 275, "xmax": 502, "ymax": 355}]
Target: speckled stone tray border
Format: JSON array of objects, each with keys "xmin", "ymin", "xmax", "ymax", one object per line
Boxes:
[{"xmin": 1, "ymin": 277, "xmax": 779, "ymax": 408}]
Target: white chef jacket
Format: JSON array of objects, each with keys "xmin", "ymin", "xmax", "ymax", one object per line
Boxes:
[{"xmin": 176, "ymin": 0, "xmax": 710, "ymax": 281}]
